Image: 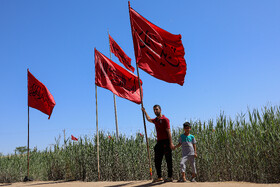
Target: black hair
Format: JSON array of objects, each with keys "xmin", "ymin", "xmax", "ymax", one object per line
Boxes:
[
  {"xmin": 183, "ymin": 122, "xmax": 191, "ymax": 128},
  {"xmin": 153, "ymin": 104, "xmax": 161, "ymax": 110}
]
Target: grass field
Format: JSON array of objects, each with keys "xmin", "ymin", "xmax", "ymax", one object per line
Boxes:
[{"xmin": 1, "ymin": 105, "xmax": 279, "ymax": 183}]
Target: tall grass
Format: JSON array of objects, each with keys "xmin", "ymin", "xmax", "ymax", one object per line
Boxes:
[{"xmin": 1, "ymin": 105, "xmax": 279, "ymax": 183}]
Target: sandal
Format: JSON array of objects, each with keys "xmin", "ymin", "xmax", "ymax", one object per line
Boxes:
[
  {"xmin": 164, "ymin": 177, "xmax": 173, "ymax": 182},
  {"xmin": 177, "ymin": 178, "xmax": 187, "ymax": 182},
  {"xmin": 152, "ymin": 178, "xmax": 164, "ymax": 183},
  {"xmin": 191, "ymin": 177, "xmax": 197, "ymax": 182}
]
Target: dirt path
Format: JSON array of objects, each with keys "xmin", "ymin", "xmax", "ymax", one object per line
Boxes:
[{"xmin": 2, "ymin": 181, "xmax": 280, "ymax": 187}]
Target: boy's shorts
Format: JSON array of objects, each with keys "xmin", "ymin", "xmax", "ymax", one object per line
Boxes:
[{"xmin": 180, "ymin": 155, "xmax": 197, "ymax": 174}]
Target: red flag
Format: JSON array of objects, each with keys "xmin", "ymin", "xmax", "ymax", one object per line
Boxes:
[
  {"xmin": 28, "ymin": 70, "xmax": 56, "ymax": 119},
  {"xmin": 71, "ymin": 135, "xmax": 78, "ymax": 141},
  {"xmin": 109, "ymin": 34, "xmax": 135, "ymax": 73},
  {"xmin": 129, "ymin": 5, "xmax": 187, "ymax": 86},
  {"xmin": 95, "ymin": 48, "xmax": 142, "ymax": 104}
]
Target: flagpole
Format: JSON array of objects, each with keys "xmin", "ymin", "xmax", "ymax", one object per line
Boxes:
[
  {"xmin": 128, "ymin": 1, "xmax": 153, "ymax": 180},
  {"xmin": 108, "ymin": 30, "xmax": 119, "ymax": 140},
  {"xmin": 27, "ymin": 106, "xmax": 30, "ymax": 178},
  {"xmin": 136, "ymin": 64, "xmax": 153, "ymax": 180},
  {"xmin": 112, "ymin": 95, "xmax": 119, "ymax": 139},
  {"xmin": 95, "ymin": 84, "xmax": 100, "ymax": 181},
  {"xmin": 25, "ymin": 68, "xmax": 30, "ymax": 182}
]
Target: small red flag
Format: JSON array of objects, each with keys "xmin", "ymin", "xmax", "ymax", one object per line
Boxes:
[
  {"xmin": 109, "ymin": 34, "xmax": 135, "ymax": 73},
  {"xmin": 71, "ymin": 135, "xmax": 78, "ymax": 141},
  {"xmin": 129, "ymin": 5, "xmax": 187, "ymax": 86},
  {"xmin": 28, "ymin": 70, "xmax": 56, "ymax": 119},
  {"xmin": 95, "ymin": 48, "xmax": 142, "ymax": 104}
]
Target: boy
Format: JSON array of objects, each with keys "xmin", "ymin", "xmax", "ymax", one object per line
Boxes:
[{"xmin": 174, "ymin": 122, "xmax": 197, "ymax": 182}]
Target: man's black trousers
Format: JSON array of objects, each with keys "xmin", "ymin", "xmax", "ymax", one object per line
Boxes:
[{"xmin": 154, "ymin": 139, "xmax": 172, "ymax": 178}]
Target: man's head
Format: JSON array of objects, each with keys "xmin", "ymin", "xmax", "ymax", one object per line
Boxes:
[
  {"xmin": 153, "ymin": 104, "xmax": 161, "ymax": 117},
  {"xmin": 183, "ymin": 122, "xmax": 191, "ymax": 133}
]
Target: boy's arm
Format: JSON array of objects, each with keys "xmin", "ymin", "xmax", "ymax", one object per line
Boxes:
[
  {"xmin": 141, "ymin": 107, "xmax": 153, "ymax": 123},
  {"xmin": 174, "ymin": 142, "xmax": 182, "ymax": 149},
  {"xmin": 193, "ymin": 143, "xmax": 197, "ymax": 157}
]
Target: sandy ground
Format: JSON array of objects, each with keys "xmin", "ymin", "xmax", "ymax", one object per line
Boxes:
[{"xmin": 1, "ymin": 181, "xmax": 280, "ymax": 187}]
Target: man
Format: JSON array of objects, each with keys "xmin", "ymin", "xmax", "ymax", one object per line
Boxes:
[{"xmin": 142, "ymin": 105, "xmax": 174, "ymax": 182}]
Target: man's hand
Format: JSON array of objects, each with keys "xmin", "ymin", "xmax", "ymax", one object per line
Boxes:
[
  {"xmin": 170, "ymin": 143, "xmax": 175, "ymax": 150},
  {"xmin": 141, "ymin": 107, "xmax": 152, "ymax": 122},
  {"xmin": 194, "ymin": 152, "xmax": 198, "ymax": 158}
]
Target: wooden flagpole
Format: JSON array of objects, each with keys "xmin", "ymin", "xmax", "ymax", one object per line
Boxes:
[
  {"xmin": 27, "ymin": 106, "xmax": 30, "ymax": 178},
  {"xmin": 108, "ymin": 30, "xmax": 119, "ymax": 140},
  {"xmin": 128, "ymin": 1, "xmax": 153, "ymax": 179},
  {"xmin": 135, "ymin": 63, "xmax": 153, "ymax": 180},
  {"xmin": 25, "ymin": 68, "xmax": 30, "ymax": 181},
  {"xmin": 128, "ymin": 2, "xmax": 152, "ymax": 179},
  {"xmin": 95, "ymin": 84, "xmax": 100, "ymax": 181}
]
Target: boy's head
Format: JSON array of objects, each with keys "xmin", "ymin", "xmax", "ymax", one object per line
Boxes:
[{"xmin": 183, "ymin": 122, "xmax": 191, "ymax": 133}]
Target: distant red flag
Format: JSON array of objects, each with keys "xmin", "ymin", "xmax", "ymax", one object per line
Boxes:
[
  {"xmin": 95, "ymin": 48, "xmax": 142, "ymax": 104},
  {"xmin": 71, "ymin": 135, "xmax": 78, "ymax": 141},
  {"xmin": 129, "ymin": 5, "xmax": 187, "ymax": 86},
  {"xmin": 28, "ymin": 70, "xmax": 56, "ymax": 119},
  {"xmin": 109, "ymin": 34, "xmax": 135, "ymax": 73}
]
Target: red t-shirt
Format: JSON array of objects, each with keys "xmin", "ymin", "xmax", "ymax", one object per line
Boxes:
[{"xmin": 152, "ymin": 115, "xmax": 170, "ymax": 141}]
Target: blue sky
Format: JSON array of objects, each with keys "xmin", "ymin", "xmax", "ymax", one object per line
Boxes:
[{"xmin": 1, "ymin": 0, "xmax": 280, "ymax": 155}]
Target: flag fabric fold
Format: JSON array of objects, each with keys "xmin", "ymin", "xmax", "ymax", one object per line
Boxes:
[
  {"xmin": 95, "ymin": 48, "xmax": 142, "ymax": 104},
  {"xmin": 109, "ymin": 34, "xmax": 135, "ymax": 73},
  {"xmin": 129, "ymin": 5, "xmax": 187, "ymax": 86},
  {"xmin": 28, "ymin": 70, "xmax": 56, "ymax": 119},
  {"xmin": 71, "ymin": 135, "xmax": 78, "ymax": 141}
]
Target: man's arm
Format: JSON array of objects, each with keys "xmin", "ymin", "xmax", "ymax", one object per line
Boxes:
[
  {"xmin": 141, "ymin": 107, "xmax": 153, "ymax": 123},
  {"xmin": 166, "ymin": 128, "xmax": 175, "ymax": 150}
]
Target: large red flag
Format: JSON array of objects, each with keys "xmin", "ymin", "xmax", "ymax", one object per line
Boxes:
[
  {"xmin": 28, "ymin": 70, "xmax": 56, "ymax": 119},
  {"xmin": 109, "ymin": 34, "xmax": 135, "ymax": 73},
  {"xmin": 95, "ymin": 48, "xmax": 142, "ymax": 104},
  {"xmin": 129, "ymin": 5, "xmax": 187, "ymax": 86}
]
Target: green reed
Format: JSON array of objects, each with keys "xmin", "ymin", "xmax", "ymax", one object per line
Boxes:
[{"xmin": 1, "ymin": 105, "xmax": 279, "ymax": 183}]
